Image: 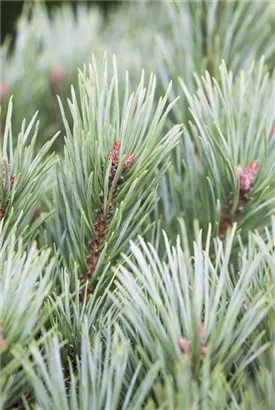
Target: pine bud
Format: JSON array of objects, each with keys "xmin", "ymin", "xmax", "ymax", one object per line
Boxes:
[
  {"xmin": 178, "ymin": 336, "xmax": 192, "ymax": 354},
  {"xmin": 0, "ymin": 82, "xmax": 9, "ymax": 101},
  {"xmin": 51, "ymin": 66, "xmax": 64, "ymax": 85},
  {"xmin": 237, "ymin": 160, "xmax": 259, "ymax": 193},
  {"xmin": 199, "ymin": 321, "xmax": 205, "ymax": 345},
  {"xmin": 109, "ymin": 141, "xmax": 135, "ymax": 170},
  {"xmin": 0, "ymin": 323, "xmax": 7, "ymax": 350},
  {"xmin": 270, "ymin": 126, "xmax": 275, "ymax": 139},
  {"xmin": 124, "ymin": 153, "xmax": 135, "ymax": 171},
  {"xmin": 219, "ymin": 161, "xmax": 259, "ymax": 237},
  {"xmin": 200, "ymin": 346, "xmax": 208, "ymax": 355},
  {"xmin": 178, "ymin": 322, "xmax": 207, "ymax": 357},
  {"xmin": 109, "ymin": 141, "xmax": 121, "ymax": 165}
]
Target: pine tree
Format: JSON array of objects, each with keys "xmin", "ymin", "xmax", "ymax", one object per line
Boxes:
[{"xmin": 1, "ymin": 1, "xmax": 275, "ymax": 409}]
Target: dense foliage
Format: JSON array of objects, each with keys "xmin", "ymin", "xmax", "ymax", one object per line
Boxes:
[{"xmin": 1, "ymin": 1, "xmax": 275, "ymax": 409}]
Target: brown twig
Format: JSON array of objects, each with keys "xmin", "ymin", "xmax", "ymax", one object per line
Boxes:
[{"xmin": 82, "ymin": 141, "xmax": 135, "ymax": 286}]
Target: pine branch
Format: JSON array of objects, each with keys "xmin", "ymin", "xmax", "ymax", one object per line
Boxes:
[
  {"xmin": 45, "ymin": 266, "xmax": 117, "ymax": 353},
  {"xmin": 0, "ymin": 2, "xmax": 103, "ymax": 142},
  {"xmin": 0, "ymin": 234, "xmax": 56, "ymax": 409},
  {"xmin": 159, "ymin": 59, "xmax": 275, "ymax": 243},
  {"xmin": 50, "ymin": 55, "xmax": 181, "ymax": 287},
  {"xmin": 0, "ymin": 99, "xmax": 58, "ymax": 243},
  {"xmin": 156, "ymin": 0, "xmax": 275, "ymax": 124},
  {"xmin": 0, "ymin": 2, "xmax": 274, "ymax": 407},
  {"xmin": 84, "ymin": 141, "xmax": 135, "ymax": 282},
  {"xmin": 111, "ymin": 219, "xmax": 274, "ymax": 404},
  {"xmin": 12, "ymin": 321, "xmax": 160, "ymax": 410}
]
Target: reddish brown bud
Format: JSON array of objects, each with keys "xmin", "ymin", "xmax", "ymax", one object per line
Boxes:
[
  {"xmin": 109, "ymin": 141, "xmax": 121, "ymax": 165},
  {"xmin": 219, "ymin": 161, "xmax": 259, "ymax": 237},
  {"xmin": 0, "ymin": 338, "xmax": 7, "ymax": 349},
  {"xmin": 200, "ymin": 346, "xmax": 208, "ymax": 355},
  {"xmin": 178, "ymin": 322, "xmax": 207, "ymax": 357},
  {"xmin": 269, "ymin": 126, "xmax": 275, "ymax": 139},
  {"xmin": 0, "ymin": 82, "xmax": 9, "ymax": 101},
  {"xmin": 178, "ymin": 336, "xmax": 192, "ymax": 354},
  {"xmin": 51, "ymin": 66, "xmax": 64, "ymax": 85},
  {"xmin": 124, "ymin": 153, "xmax": 135, "ymax": 171},
  {"xmin": 10, "ymin": 175, "xmax": 15, "ymax": 188},
  {"xmin": 0, "ymin": 323, "xmax": 7, "ymax": 350},
  {"xmin": 199, "ymin": 322, "xmax": 205, "ymax": 345},
  {"xmin": 237, "ymin": 160, "xmax": 259, "ymax": 193},
  {"xmin": 109, "ymin": 141, "xmax": 135, "ymax": 175}
]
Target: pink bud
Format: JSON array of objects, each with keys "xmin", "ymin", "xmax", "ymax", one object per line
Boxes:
[
  {"xmin": 10, "ymin": 175, "xmax": 15, "ymax": 188},
  {"xmin": 237, "ymin": 160, "xmax": 259, "ymax": 193},
  {"xmin": 199, "ymin": 322, "xmax": 205, "ymax": 344},
  {"xmin": 0, "ymin": 323, "xmax": 7, "ymax": 350},
  {"xmin": 200, "ymin": 346, "xmax": 208, "ymax": 355},
  {"xmin": 178, "ymin": 336, "xmax": 192, "ymax": 354},
  {"xmin": 124, "ymin": 153, "xmax": 135, "ymax": 171},
  {"xmin": 51, "ymin": 66, "xmax": 64, "ymax": 85},
  {"xmin": 270, "ymin": 127, "xmax": 275, "ymax": 139},
  {"xmin": 0, "ymin": 338, "xmax": 7, "ymax": 349},
  {"xmin": 0, "ymin": 82, "xmax": 9, "ymax": 100},
  {"xmin": 109, "ymin": 141, "xmax": 121, "ymax": 165}
]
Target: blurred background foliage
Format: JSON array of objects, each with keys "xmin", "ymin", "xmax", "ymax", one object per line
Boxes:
[{"xmin": 1, "ymin": 1, "xmax": 120, "ymax": 43}]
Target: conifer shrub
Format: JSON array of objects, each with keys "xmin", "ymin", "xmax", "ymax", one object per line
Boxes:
[{"xmin": 1, "ymin": 1, "xmax": 275, "ymax": 409}]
